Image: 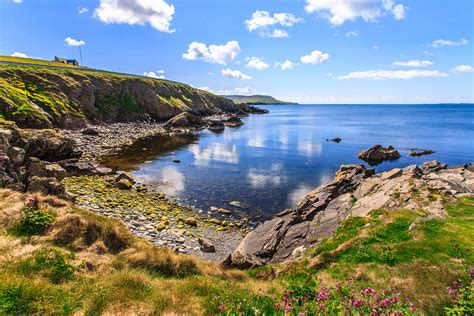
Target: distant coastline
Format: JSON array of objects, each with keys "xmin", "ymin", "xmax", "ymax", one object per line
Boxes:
[{"xmin": 223, "ymin": 94, "xmax": 298, "ymax": 105}]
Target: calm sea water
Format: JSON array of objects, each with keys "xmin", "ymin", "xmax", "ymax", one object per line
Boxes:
[{"xmin": 103, "ymin": 104, "xmax": 474, "ymax": 222}]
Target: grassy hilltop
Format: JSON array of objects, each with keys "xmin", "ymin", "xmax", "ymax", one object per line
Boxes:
[{"xmin": 0, "ymin": 188, "xmax": 471, "ymax": 315}]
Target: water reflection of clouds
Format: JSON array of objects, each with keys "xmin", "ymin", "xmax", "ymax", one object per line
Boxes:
[
  {"xmin": 297, "ymin": 141, "xmax": 323, "ymax": 157},
  {"xmin": 247, "ymin": 133, "xmax": 265, "ymax": 148},
  {"xmin": 279, "ymin": 129, "xmax": 289, "ymax": 150},
  {"xmin": 189, "ymin": 143, "xmax": 239, "ymax": 165},
  {"xmin": 135, "ymin": 166, "xmax": 184, "ymax": 196},
  {"xmin": 247, "ymin": 162, "xmax": 286, "ymax": 188},
  {"xmin": 288, "ymin": 184, "xmax": 313, "ymax": 206},
  {"xmin": 318, "ymin": 171, "xmax": 333, "ymax": 185}
]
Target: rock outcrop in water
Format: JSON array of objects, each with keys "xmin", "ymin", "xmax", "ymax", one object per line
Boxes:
[
  {"xmin": 409, "ymin": 149, "xmax": 434, "ymax": 157},
  {"xmin": 164, "ymin": 112, "xmax": 206, "ymax": 130},
  {"xmin": 357, "ymin": 144, "xmax": 401, "ymax": 165},
  {"xmin": 225, "ymin": 161, "xmax": 474, "ymax": 268}
]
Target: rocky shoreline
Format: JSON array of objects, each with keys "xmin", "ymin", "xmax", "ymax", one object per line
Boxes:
[
  {"xmin": 0, "ymin": 112, "xmax": 261, "ymax": 261},
  {"xmin": 2, "ymin": 113, "xmax": 473, "ymax": 265},
  {"xmin": 63, "ymin": 175, "xmax": 246, "ymax": 261},
  {"xmin": 225, "ymin": 161, "xmax": 474, "ymax": 268}
]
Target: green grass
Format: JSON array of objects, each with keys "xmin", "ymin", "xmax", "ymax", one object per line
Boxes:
[
  {"xmin": 0, "ymin": 190, "xmax": 472, "ymax": 315},
  {"xmin": 309, "ymin": 216, "xmax": 368, "ymax": 257},
  {"xmin": 17, "ymin": 248, "xmax": 76, "ymax": 284},
  {"xmin": 14, "ymin": 206, "xmax": 57, "ymax": 236},
  {"xmin": 0, "ymin": 56, "xmax": 83, "ymax": 68}
]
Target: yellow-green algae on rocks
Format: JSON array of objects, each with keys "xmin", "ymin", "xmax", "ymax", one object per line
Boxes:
[{"xmin": 62, "ymin": 176, "xmax": 246, "ymax": 235}]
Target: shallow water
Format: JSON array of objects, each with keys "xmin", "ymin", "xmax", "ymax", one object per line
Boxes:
[{"xmin": 102, "ymin": 104, "xmax": 474, "ymax": 222}]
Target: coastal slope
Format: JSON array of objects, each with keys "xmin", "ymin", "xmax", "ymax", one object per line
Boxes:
[{"xmin": 0, "ymin": 64, "xmax": 251, "ymax": 129}]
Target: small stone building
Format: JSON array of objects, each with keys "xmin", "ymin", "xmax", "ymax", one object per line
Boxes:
[{"xmin": 53, "ymin": 56, "xmax": 79, "ymax": 66}]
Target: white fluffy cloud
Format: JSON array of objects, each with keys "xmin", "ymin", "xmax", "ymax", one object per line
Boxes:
[
  {"xmin": 383, "ymin": 0, "xmax": 406, "ymax": 20},
  {"xmin": 94, "ymin": 0, "xmax": 175, "ymax": 33},
  {"xmin": 392, "ymin": 60, "xmax": 433, "ymax": 67},
  {"xmin": 300, "ymin": 50, "xmax": 330, "ymax": 64},
  {"xmin": 183, "ymin": 41, "xmax": 240, "ymax": 65},
  {"xmin": 305, "ymin": 0, "xmax": 406, "ymax": 25},
  {"xmin": 431, "ymin": 38, "xmax": 468, "ymax": 48},
  {"xmin": 234, "ymin": 87, "xmax": 254, "ymax": 94},
  {"xmin": 338, "ymin": 69, "xmax": 448, "ymax": 80},
  {"xmin": 269, "ymin": 29, "xmax": 289, "ymax": 38},
  {"xmin": 221, "ymin": 68, "xmax": 252, "ymax": 80},
  {"xmin": 78, "ymin": 7, "xmax": 89, "ymax": 14},
  {"xmin": 245, "ymin": 57, "xmax": 269, "ymax": 70},
  {"xmin": 346, "ymin": 30, "xmax": 359, "ymax": 37},
  {"xmin": 11, "ymin": 52, "xmax": 28, "ymax": 58},
  {"xmin": 277, "ymin": 60, "xmax": 296, "ymax": 71},
  {"xmin": 452, "ymin": 65, "xmax": 474, "ymax": 73},
  {"xmin": 391, "ymin": 4, "xmax": 405, "ymax": 19},
  {"xmin": 65, "ymin": 37, "xmax": 85, "ymax": 46},
  {"xmin": 198, "ymin": 87, "xmax": 215, "ymax": 93},
  {"xmin": 143, "ymin": 71, "xmax": 165, "ymax": 79},
  {"xmin": 245, "ymin": 10, "xmax": 303, "ymax": 31}
]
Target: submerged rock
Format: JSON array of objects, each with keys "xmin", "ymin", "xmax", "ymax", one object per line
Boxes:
[
  {"xmin": 207, "ymin": 120, "xmax": 225, "ymax": 132},
  {"xmin": 224, "ymin": 116, "xmax": 244, "ymax": 127},
  {"xmin": 248, "ymin": 106, "xmax": 269, "ymax": 114},
  {"xmin": 357, "ymin": 144, "xmax": 401, "ymax": 165}
]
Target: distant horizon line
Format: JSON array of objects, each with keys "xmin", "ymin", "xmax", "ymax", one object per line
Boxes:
[{"xmin": 266, "ymin": 102, "xmax": 474, "ymax": 105}]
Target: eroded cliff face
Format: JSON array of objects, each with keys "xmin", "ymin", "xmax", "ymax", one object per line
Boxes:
[
  {"xmin": 225, "ymin": 162, "xmax": 474, "ymax": 268},
  {"xmin": 0, "ymin": 65, "xmax": 247, "ymax": 129}
]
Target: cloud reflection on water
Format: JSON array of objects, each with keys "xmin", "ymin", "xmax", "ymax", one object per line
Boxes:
[
  {"xmin": 189, "ymin": 143, "xmax": 239, "ymax": 165},
  {"xmin": 135, "ymin": 166, "xmax": 185, "ymax": 196},
  {"xmin": 247, "ymin": 162, "xmax": 286, "ymax": 188},
  {"xmin": 288, "ymin": 183, "xmax": 313, "ymax": 206}
]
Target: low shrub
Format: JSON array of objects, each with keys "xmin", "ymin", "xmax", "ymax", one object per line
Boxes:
[
  {"xmin": 0, "ymin": 285, "xmax": 36, "ymax": 315},
  {"xmin": 16, "ymin": 196, "xmax": 56, "ymax": 235},
  {"xmin": 18, "ymin": 249, "xmax": 75, "ymax": 284}
]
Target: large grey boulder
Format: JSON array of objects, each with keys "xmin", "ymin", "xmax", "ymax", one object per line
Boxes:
[{"xmin": 164, "ymin": 112, "xmax": 205, "ymax": 130}]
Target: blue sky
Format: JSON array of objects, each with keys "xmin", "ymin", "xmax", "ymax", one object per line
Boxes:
[{"xmin": 1, "ymin": 0, "xmax": 473, "ymax": 104}]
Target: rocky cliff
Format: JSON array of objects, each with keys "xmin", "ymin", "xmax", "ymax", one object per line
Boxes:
[
  {"xmin": 225, "ymin": 161, "xmax": 474, "ymax": 268},
  {"xmin": 0, "ymin": 64, "xmax": 250, "ymax": 129}
]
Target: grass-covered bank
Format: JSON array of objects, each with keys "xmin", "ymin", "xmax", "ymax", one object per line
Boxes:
[
  {"xmin": 0, "ymin": 189, "xmax": 472, "ymax": 315},
  {"xmin": 0, "ymin": 62, "xmax": 241, "ymax": 129}
]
